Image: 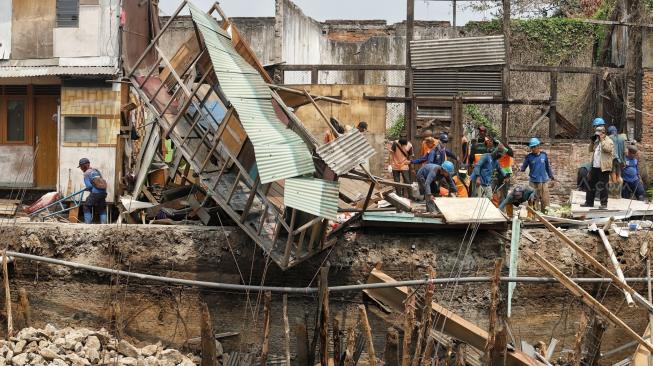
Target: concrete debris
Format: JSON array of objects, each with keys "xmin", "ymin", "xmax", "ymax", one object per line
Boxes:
[{"xmin": 0, "ymin": 325, "xmax": 199, "ymax": 366}]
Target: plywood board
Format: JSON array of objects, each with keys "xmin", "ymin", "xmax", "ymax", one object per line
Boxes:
[
  {"xmin": 570, "ymin": 190, "xmax": 653, "ymax": 218},
  {"xmin": 0, "ymin": 199, "xmax": 19, "ymax": 216},
  {"xmin": 11, "ymin": 0, "xmax": 55, "ymax": 59},
  {"xmin": 434, "ymin": 197, "xmax": 507, "ymax": 223}
]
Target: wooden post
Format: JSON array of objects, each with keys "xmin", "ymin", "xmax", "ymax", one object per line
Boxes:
[
  {"xmin": 411, "ymin": 270, "xmax": 435, "ymax": 366},
  {"xmin": 454, "ymin": 342, "xmax": 466, "ymax": 366},
  {"xmin": 405, "ymin": 0, "xmax": 415, "ymax": 145},
  {"xmin": 17, "ymin": 288, "xmax": 30, "ymax": 328},
  {"xmin": 261, "ymin": 291, "xmax": 272, "ymax": 366},
  {"xmin": 359, "ymin": 305, "xmax": 377, "ymax": 366},
  {"xmin": 421, "ymin": 336, "xmax": 434, "ymax": 366},
  {"xmin": 500, "ymin": 0, "xmax": 511, "ymax": 141},
  {"xmin": 283, "ymin": 295, "xmax": 291, "ymax": 366},
  {"xmin": 200, "ymin": 302, "xmax": 217, "ymax": 366},
  {"xmin": 549, "ymin": 71, "xmax": 558, "ymax": 138},
  {"xmin": 572, "ymin": 310, "xmax": 588, "ymax": 366},
  {"xmin": 401, "ymin": 293, "xmax": 416, "ymax": 366},
  {"xmin": 311, "ymin": 67, "xmax": 319, "ymax": 84},
  {"xmin": 334, "ymin": 318, "xmax": 342, "ymax": 366},
  {"xmin": 485, "ymin": 258, "xmax": 503, "ymax": 364},
  {"xmin": 585, "ymin": 317, "xmax": 606, "ymax": 366},
  {"xmin": 296, "ymin": 324, "xmax": 309, "ymax": 366},
  {"xmin": 384, "ymin": 327, "xmax": 400, "ymax": 366},
  {"xmin": 319, "ymin": 267, "xmax": 330, "ymax": 366},
  {"xmin": 344, "ymin": 322, "xmax": 357, "ymax": 366},
  {"xmin": 3, "ymin": 251, "xmax": 12, "ymax": 338},
  {"xmin": 530, "ymin": 251, "xmax": 653, "ymax": 352}
]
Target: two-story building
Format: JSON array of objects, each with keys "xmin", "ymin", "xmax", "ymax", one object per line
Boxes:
[{"xmin": 0, "ymin": 0, "xmax": 121, "ymax": 201}]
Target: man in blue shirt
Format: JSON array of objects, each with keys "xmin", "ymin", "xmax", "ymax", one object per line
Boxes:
[
  {"xmin": 471, "ymin": 148, "xmax": 507, "ymax": 199},
  {"xmin": 621, "ymin": 145, "xmax": 645, "ymax": 200},
  {"xmin": 498, "ymin": 185, "xmax": 537, "ymax": 216},
  {"xmin": 411, "ymin": 133, "xmax": 457, "ymax": 166},
  {"xmin": 608, "ymin": 125, "xmax": 626, "ymax": 182},
  {"xmin": 520, "ymin": 138, "xmax": 555, "ymax": 213},
  {"xmin": 416, "ymin": 162, "xmax": 457, "ymax": 212},
  {"xmin": 79, "ymin": 158, "xmax": 108, "ymax": 224}
]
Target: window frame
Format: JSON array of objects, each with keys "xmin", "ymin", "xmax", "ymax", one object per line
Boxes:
[
  {"xmin": 63, "ymin": 115, "xmax": 98, "ymax": 144},
  {"xmin": 1, "ymin": 96, "xmax": 29, "ymax": 145},
  {"xmin": 56, "ymin": 0, "xmax": 80, "ymax": 28}
]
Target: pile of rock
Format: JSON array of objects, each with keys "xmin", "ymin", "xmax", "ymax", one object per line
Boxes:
[{"xmin": 0, "ymin": 325, "xmax": 198, "ymax": 365}]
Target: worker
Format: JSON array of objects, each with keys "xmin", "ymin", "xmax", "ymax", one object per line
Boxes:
[
  {"xmin": 582, "ymin": 123, "xmax": 614, "ymax": 209},
  {"xmin": 324, "ymin": 118, "xmax": 344, "ymax": 144},
  {"xmin": 419, "ymin": 130, "xmax": 436, "ymax": 158},
  {"xmin": 608, "ymin": 125, "xmax": 626, "ymax": 183},
  {"xmin": 520, "ymin": 138, "xmax": 555, "ymax": 213},
  {"xmin": 621, "ymin": 145, "xmax": 645, "ymax": 201},
  {"xmin": 388, "ymin": 138, "xmax": 413, "ymax": 197},
  {"xmin": 498, "ymin": 185, "xmax": 537, "ymax": 217},
  {"xmin": 416, "ymin": 162, "xmax": 457, "ymax": 212},
  {"xmin": 495, "ymin": 142, "xmax": 514, "ymax": 203},
  {"xmin": 413, "ymin": 133, "xmax": 457, "ymax": 166},
  {"xmin": 78, "ymin": 158, "xmax": 108, "ymax": 224},
  {"xmin": 452, "ymin": 168, "xmax": 470, "ymax": 198},
  {"xmin": 471, "ymin": 148, "xmax": 506, "ymax": 199},
  {"xmin": 468, "ymin": 126, "xmax": 493, "ymax": 166},
  {"xmin": 357, "ymin": 121, "xmax": 368, "ymax": 133},
  {"xmin": 410, "ymin": 137, "xmax": 440, "ymax": 165},
  {"xmin": 577, "ymin": 162, "xmax": 592, "ymax": 192}
]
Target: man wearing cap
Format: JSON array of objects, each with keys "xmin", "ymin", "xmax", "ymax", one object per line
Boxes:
[
  {"xmin": 520, "ymin": 138, "xmax": 555, "ymax": 213},
  {"xmin": 499, "ymin": 185, "xmax": 537, "ymax": 216},
  {"xmin": 356, "ymin": 121, "xmax": 368, "ymax": 133},
  {"xmin": 411, "ymin": 133, "xmax": 456, "ymax": 166},
  {"xmin": 622, "ymin": 144, "xmax": 645, "ymax": 200},
  {"xmin": 582, "ymin": 124, "xmax": 614, "ymax": 209},
  {"xmin": 416, "ymin": 162, "xmax": 457, "ymax": 212},
  {"xmin": 78, "ymin": 158, "xmax": 108, "ymax": 224}
]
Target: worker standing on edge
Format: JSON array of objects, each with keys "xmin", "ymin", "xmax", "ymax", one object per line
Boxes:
[
  {"xmin": 582, "ymin": 119, "xmax": 614, "ymax": 209},
  {"xmin": 416, "ymin": 162, "xmax": 457, "ymax": 212},
  {"xmin": 499, "ymin": 185, "xmax": 537, "ymax": 217},
  {"xmin": 608, "ymin": 125, "xmax": 626, "ymax": 183},
  {"xmin": 388, "ymin": 138, "xmax": 413, "ymax": 198},
  {"xmin": 471, "ymin": 148, "xmax": 506, "ymax": 199},
  {"xmin": 78, "ymin": 158, "xmax": 108, "ymax": 224},
  {"xmin": 520, "ymin": 138, "xmax": 555, "ymax": 213},
  {"xmin": 621, "ymin": 145, "xmax": 645, "ymax": 201}
]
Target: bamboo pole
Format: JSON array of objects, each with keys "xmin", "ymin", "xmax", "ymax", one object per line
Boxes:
[
  {"xmin": 530, "ymin": 251, "xmax": 653, "ymax": 352},
  {"xmin": 3, "ymin": 251, "xmax": 12, "ymax": 338},
  {"xmin": 485, "ymin": 258, "xmax": 503, "ymax": 363},
  {"xmin": 411, "ymin": 270, "xmax": 435, "ymax": 366},
  {"xmin": 334, "ymin": 318, "xmax": 342, "ymax": 366},
  {"xmin": 343, "ymin": 322, "xmax": 357, "ymax": 366},
  {"xmin": 594, "ymin": 219, "xmax": 634, "ymax": 306},
  {"xmin": 401, "ymin": 293, "xmax": 416, "ymax": 366},
  {"xmin": 319, "ymin": 267, "xmax": 330, "ymax": 366},
  {"xmin": 260, "ymin": 291, "xmax": 272, "ymax": 366},
  {"xmin": 283, "ymin": 295, "xmax": 291, "ymax": 366},
  {"xmin": 200, "ymin": 303, "xmax": 216, "ymax": 366}
]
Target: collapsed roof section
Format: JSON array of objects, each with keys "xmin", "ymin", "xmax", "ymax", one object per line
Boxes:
[{"xmin": 125, "ymin": 1, "xmax": 377, "ymax": 270}]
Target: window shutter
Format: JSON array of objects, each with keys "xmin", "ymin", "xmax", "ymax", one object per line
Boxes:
[{"xmin": 56, "ymin": 0, "xmax": 79, "ymax": 28}]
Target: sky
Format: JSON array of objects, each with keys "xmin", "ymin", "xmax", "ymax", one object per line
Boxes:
[{"xmin": 158, "ymin": 0, "xmax": 500, "ymax": 26}]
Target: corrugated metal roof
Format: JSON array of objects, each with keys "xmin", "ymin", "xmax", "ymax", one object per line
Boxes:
[
  {"xmin": 410, "ymin": 36, "xmax": 505, "ymax": 69},
  {"xmin": 189, "ymin": 2, "xmax": 315, "ymax": 184},
  {"xmin": 0, "ymin": 66, "xmax": 118, "ymax": 78},
  {"xmin": 284, "ymin": 177, "xmax": 339, "ymax": 220},
  {"xmin": 413, "ymin": 70, "xmax": 502, "ymax": 96},
  {"xmin": 315, "ymin": 130, "xmax": 376, "ymax": 176},
  {"xmin": 417, "ymin": 107, "xmax": 451, "ymax": 120}
]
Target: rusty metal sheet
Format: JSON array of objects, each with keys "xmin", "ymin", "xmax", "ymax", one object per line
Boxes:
[{"xmin": 315, "ymin": 129, "xmax": 376, "ymax": 176}]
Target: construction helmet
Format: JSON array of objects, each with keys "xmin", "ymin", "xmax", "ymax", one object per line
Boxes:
[
  {"xmin": 528, "ymin": 137, "xmax": 541, "ymax": 148},
  {"xmin": 592, "ymin": 117, "xmax": 605, "ymax": 126},
  {"xmin": 442, "ymin": 161, "xmax": 455, "ymax": 175},
  {"xmin": 439, "ymin": 133, "xmax": 449, "ymax": 143}
]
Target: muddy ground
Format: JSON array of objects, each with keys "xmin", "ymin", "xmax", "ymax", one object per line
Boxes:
[{"xmin": 0, "ymin": 222, "xmax": 647, "ymax": 365}]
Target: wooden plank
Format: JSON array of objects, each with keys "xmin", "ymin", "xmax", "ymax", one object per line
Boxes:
[
  {"xmin": 319, "ymin": 267, "xmax": 330, "ymax": 366},
  {"xmin": 282, "ymin": 295, "xmax": 291, "ymax": 366},
  {"xmin": 434, "ymin": 198, "xmax": 507, "ymax": 223},
  {"xmin": 364, "ymin": 268, "xmax": 540, "ymax": 366},
  {"xmin": 260, "ymin": 291, "xmax": 271, "ymax": 366},
  {"xmin": 632, "ymin": 324, "xmax": 651, "ymax": 366},
  {"xmin": 530, "ymin": 251, "xmax": 653, "ymax": 353},
  {"xmin": 3, "ymin": 251, "xmax": 12, "ymax": 338},
  {"xmin": 359, "ymin": 305, "xmax": 377, "ymax": 366},
  {"xmin": 200, "ymin": 302, "xmax": 217, "ymax": 366},
  {"xmin": 591, "ymin": 221, "xmax": 635, "ymax": 306}
]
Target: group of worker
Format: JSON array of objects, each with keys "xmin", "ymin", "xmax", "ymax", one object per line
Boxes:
[{"xmin": 387, "ymin": 115, "xmax": 644, "ymax": 215}]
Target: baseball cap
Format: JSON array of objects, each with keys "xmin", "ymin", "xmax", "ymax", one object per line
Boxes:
[{"xmin": 78, "ymin": 158, "xmax": 90, "ymax": 167}]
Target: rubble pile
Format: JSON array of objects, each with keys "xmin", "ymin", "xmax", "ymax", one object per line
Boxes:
[{"xmin": 0, "ymin": 325, "xmax": 198, "ymax": 366}]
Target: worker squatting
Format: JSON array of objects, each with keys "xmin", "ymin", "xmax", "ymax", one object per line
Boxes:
[{"xmin": 387, "ymin": 117, "xmax": 644, "ymax": 214}]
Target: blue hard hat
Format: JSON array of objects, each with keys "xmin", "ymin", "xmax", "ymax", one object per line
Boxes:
[
  {"xmin": 592, "ymin": 117, "xmax": 605, "ymax": 126},
  {"xmin": 442, "ymin": 161, "xmax": 455, "ymax": 175},
  {"xmin": 528, "ymin": 137, "xmax": 541, "ymax": 148}
]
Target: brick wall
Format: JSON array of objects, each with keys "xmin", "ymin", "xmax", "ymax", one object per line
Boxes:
[
  {"xmin": 508, "ymin": 140, "xmax": 588, "ymax": 204},
  {"xmin": 640, "ymin": 71, "xmax": 653, "ymax": 182}
]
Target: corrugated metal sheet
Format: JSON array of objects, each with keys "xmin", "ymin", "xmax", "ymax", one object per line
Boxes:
[
  {"xmin": 0, "ymin": 66, "xmax": 118, "ymax": 78},
  {"xmin": 189, "ymin": 2, "xmax": 315, "ymax": 184},
  {"xmin": 315, "ymin": 130, "xmax": 376, "ymax": 176},
  {"xmin": 417, "ymin": 107, "xmax": 451, "ymax": 120},
  {"xmin": 410, "ymin": 36, "xmax": 505, "ymax": 69},
  {"xmin": 284, "ymin": 177, "xmax": 339, "ymax": 220},
  {"xmin": 413, "ymin": 70, "xmax": 502, "ymax": 96}
]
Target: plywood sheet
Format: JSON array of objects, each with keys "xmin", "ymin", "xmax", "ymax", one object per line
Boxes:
[
  {"xmin": 434, "ymin": 197, "xmax": 507, "ymax": 223},
  {"xmin": 11, "ymin": 0, "xmax": 55, "ymax": 59},
  {"xmin": 570, "ymin": 190, "xmax": 653, "ymax": 218}
]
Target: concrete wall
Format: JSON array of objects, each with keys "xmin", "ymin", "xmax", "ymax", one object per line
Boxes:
[
  {"xmin": 279, "ymin": 0, "xmax": 323, "ymax": 66},
  {"xmin": 0, "ymin": 1, "xmax": 11, "ymax": 59},
  {"xmin": 0, "ymin": 146, "xmax": 34, "ymax": 186}
]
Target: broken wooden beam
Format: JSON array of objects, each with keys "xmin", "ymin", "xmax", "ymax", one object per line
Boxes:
[
  {"xmin": 529, "ymin": 251, "xmax": 653, "ymax": 353},
  {"xmin": 365, "ymin": 268, "xmax": 540, "ymax": 366},
  {"xmin": 384, "ymin": 327, "xmax": 400, "ymax": 366},
  {"xmin": 411, "ymin": 269, "xmax": 435, "ymax": 366},
  {"xmin": 200, "ymin": 302, "xmax": 217, "ymax": 366},
  {"xmin": 283, "ymin": 295, "xmax": 291, "ymax": 366},
  {"xmin": 485, "ymin": 258, "xmax": 503, "ymax": 363},
  {"xmin": 3, "ymin": 251, "xmax": 12, "ymax": 338},
  {"xmin": 528, "ymin": 206, "xmax": 653, "ymax": 313},
  {"xmin": 359, "ymin": 305, "xmax": 377, "ymax": 366},
  {"xmin": 261, "ymin": 291, "xmax": 272, "ymax": 366},
  {"xmin": 590, "ymin": 219, "xmax": 635, "ymax": 306},
  {"xmin": 401, "ymin": 292, "xmax": 416, "ymax": 366}
]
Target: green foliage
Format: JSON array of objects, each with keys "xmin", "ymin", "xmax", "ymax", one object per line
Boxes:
[
  {"xmin": 387, "ymin": 115, "xmax": 405, "ymax": 140},
  {"xmin": 464, "ymin": 17, "xmax": 599, "ymax": 65},
  {"xmin": 464, "ymin": 105, "xmax": 498, "ymax": 136}
]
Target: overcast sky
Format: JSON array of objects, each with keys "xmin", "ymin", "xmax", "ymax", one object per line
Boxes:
[{"xmin": 158, "ymin": 0, "xmax": 500, "ymax": 25}]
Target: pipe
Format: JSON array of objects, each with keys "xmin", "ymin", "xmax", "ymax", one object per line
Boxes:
[{"xmin": 6, "ymin": 250, "xmax": 653, "ymax": 294}]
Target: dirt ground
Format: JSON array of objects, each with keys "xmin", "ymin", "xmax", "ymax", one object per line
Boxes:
[{"xmin": 0, "ymin": 222, "xmax": 648, "ymax": 365}]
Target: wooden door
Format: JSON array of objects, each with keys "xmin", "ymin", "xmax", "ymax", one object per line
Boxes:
[{"xmin": 34, "ymin": 96, "xmax": 58, "ymax": 187}]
